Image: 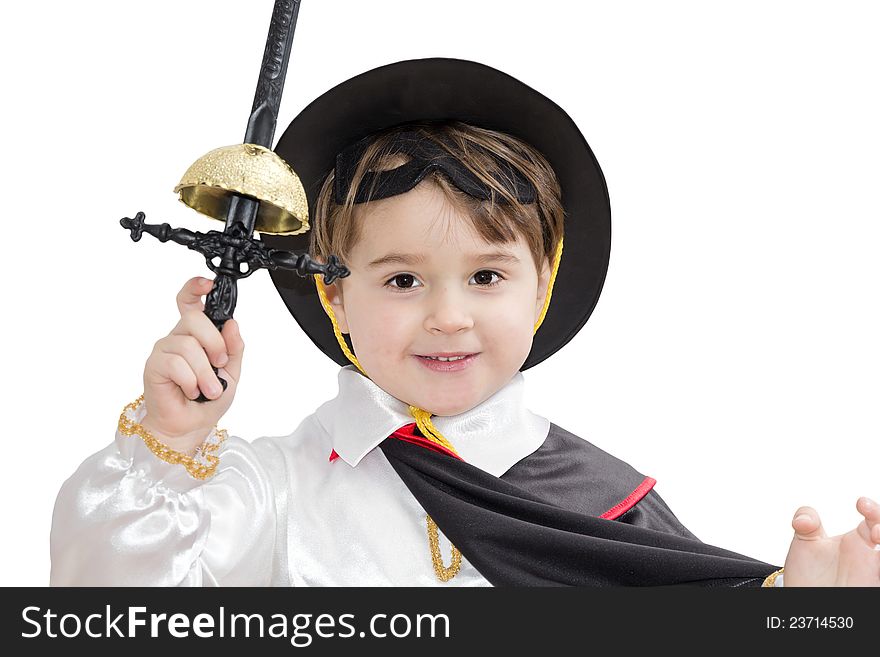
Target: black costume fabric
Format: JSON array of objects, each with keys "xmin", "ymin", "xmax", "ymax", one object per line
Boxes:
[{"xmin": 379, "ymin": 423, "xmax": 781, "ymax": 586}]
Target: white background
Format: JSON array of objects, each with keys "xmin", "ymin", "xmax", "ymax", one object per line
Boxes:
[{"xmin": 1, "ymin": 0, "xmax": 877, "ymax": 586}]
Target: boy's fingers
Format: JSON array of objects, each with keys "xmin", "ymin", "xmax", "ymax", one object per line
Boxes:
[
  {"xmin": 864, "ymin": 522, "xmax": 880, "ymax": 546},
  {"xmin": 856, "ymin": 497, "xmax": 880, "ymax": 523},
  {"xmin": 220, "ymin": 319, "xmax": 244, "ymax": 380},
  {"xmin": 160, "ymin": 336, "xmax": 225, "ymax": 400},
  {"xmin": 164, "ymin": 353, "xmax": 201, "ymax": 401},
  {"xmin": 176, "ymin": 277, "xmax": 212, "ymax": 316},
  {"xmin": 228, "ymin": 318, "xmax": 244, "ymax": 351},
  {"xmin": 170, "ymin": 310, "xmax": 229, "ymax": 369},
  {"xmin": 855, "ymin": 497, "xmax": 880, "ymax": 545},
  {"xmin": 791, "ymin": 506, "xmax": 826, "ymax": 540}
]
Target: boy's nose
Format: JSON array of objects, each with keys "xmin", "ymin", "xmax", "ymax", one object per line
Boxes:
[{"xmin": 424, "ymin": 287, "xmax": 474, "ymax": 334}]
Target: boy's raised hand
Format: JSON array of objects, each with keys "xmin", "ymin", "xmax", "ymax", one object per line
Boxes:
[
  {"xmin": 140, "ymin": 277, "xmax": 245, "ymax": 455},
  {"xmin": 782, "ymin": 496, "xmax": 880, "ymax": 586}
]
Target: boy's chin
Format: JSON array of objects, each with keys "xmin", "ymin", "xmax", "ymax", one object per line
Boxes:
[
  {"xmin": 404, "ymin": 392, "xmax": 483, "ymax": 417},
  {"xmin": 421, "ymin": 404, "xmax": 476, "ymax": 418}
]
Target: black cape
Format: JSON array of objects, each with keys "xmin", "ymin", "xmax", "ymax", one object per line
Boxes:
[{"xmin": 379, "ymin": 422, "xmax": 781, "ymax": 586}]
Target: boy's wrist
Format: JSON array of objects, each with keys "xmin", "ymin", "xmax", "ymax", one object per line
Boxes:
[
  {"xmin": 118, "ymin": 395, "xmax": 226, "ymax": 481},
  {"xmin": 140, "ymin": 415, "xmax": 213, "ymax": 457}
]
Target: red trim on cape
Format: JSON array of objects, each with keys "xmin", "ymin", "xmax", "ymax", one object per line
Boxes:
[
  {"xmin": 600, "ymin": 476, "xmax": 657, "ymax": 520},
  {"xmin": 390, "ymin": 423, "xmax": 464, "ymax": 461},
  {"xmin": 329, "ymin": 422, "xmax": 463, "ymax": 463}
]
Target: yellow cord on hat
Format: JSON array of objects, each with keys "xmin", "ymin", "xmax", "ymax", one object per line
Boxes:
[
  {"xmin": 314, "ymin": 236, "xmax": 563, "ymax": 454},
  {"xmin": 407, "ymin": 407, "xmax": 457, "ymax": 452},
  {"xmin": 314, "ymin": 274, "xmax": 366, "ymax": 375},
  {"xmin": 534, "ymin": 235, "xmax": 563, "ymax": 334}
]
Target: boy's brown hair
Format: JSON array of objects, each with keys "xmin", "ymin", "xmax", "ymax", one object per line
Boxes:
[{"xmin": 309, "ymin": 121, "xmax": 565, "ymax": 274}]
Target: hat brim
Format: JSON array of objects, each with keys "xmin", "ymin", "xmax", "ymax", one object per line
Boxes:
[{"xmin": 264, "ymin": 57, "xmax": 611, "ymax": 371}]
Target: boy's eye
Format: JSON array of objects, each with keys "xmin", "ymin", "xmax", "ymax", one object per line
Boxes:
[
  {"xmin": 470, "ymin": 270, "xmax": 502, "ymax": 287},
  {"xmin": 385, "ymin": 273, "xmax": 422, "ymax": 290},
  {"xmin": 383, "ymin": 270, "xmax": 504, "ymax": 292}
]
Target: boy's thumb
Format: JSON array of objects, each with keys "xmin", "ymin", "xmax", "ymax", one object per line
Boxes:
[{"xmin": 792, "ymin": 507, "xmax": 826, "ymax": 540}]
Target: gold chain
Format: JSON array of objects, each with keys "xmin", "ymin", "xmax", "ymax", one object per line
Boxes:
[
  {"xmin": 411, "ymin": 409, "xmax": 463, "ymax": 582},
  {"xmin": 426, "ymin": 514, "xmax": 462, "ymax": 581},
  {"xmin": 118, "ymin": 394, "xmax": 227, "ymax": 480}
]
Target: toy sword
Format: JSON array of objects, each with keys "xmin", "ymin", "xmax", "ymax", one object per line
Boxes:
[{"xmin": 120, "ymin": 0, "xmax": 349, "ymax": 402}]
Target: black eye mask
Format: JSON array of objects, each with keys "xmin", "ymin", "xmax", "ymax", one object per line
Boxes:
[{"xmin": 333, "ymin": 130, "xmax": 537, "ymax": 205}]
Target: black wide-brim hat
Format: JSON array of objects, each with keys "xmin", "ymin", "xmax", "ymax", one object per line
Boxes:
[{"xmin": 263, "ymin": 58, "xmax": 611, "ymax": 371}]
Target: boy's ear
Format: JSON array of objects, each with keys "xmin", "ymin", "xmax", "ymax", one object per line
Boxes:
[
  {"xmin": 535, "ymin": 255, "xmax": 552, "ymax": 323},
  {"xmin": 322, "ymin": 279, "xmax": 349, "ymax": 334}
]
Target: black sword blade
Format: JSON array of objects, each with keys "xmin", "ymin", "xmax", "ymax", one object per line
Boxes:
[{"xmin": 223, "ymin": 0, "xmax": 302, "ymax": 239}]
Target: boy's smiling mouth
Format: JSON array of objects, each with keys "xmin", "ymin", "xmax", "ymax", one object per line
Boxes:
[{"xmin": 414, "ymin": 352, "xmax": 480, "ymax": 371}]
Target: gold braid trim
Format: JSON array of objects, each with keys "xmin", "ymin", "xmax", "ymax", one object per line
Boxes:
[
  {"xmin": 427, "ymin": 514, "xmax": 462, "ymax": 581},
  {"xmin": 762, "ymin": 567, "xmax": 784, "ymax": 588},
  {"xmin": 118, "ymin": 394, "xmax": 227, "ymax": 481},
  {"xmin": 313, "ymin": 238, "xmax": 564, "ymax": 581}
]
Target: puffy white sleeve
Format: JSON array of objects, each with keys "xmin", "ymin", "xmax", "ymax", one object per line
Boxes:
[{"xmin": 50, "ymin": 401, "xmax": 278, "ymax": 586}]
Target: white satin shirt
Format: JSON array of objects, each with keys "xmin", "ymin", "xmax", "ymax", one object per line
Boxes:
[{"xmin": 50, "ymin": 365, "xmax": 550, "ymax": 586}]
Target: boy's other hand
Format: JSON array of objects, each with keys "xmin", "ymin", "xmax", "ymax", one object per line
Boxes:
[
  {"xmin": 782, "ymin": 496, "xmax": 880, "ymax": 586},
  {"xmin": 140, "ymin": 276, "xmax": 245, "ymax": 454}
]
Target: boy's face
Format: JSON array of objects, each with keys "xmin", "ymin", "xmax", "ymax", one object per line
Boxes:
[{"xmin": 323, "ymin": 181, "xmax": 551, "ymax": 416}]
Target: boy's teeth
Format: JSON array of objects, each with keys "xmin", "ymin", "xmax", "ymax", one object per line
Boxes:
[{"xmin": 424, "ymin": 355, "xmax": 467, "ymax": 361}]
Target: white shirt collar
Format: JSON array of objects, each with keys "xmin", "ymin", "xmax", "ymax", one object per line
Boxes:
[{"xmin": 314, "ymin": 364, "xmax": 550, "ymax": 477}]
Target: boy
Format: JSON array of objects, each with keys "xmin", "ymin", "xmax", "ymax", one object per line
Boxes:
[{"xmin": 50, "ymin": 59, "xmax": 880, "ymax": 586}]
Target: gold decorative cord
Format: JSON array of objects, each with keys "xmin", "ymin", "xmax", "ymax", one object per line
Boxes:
[
  {"xmin": 408, "ymin": 406, "xmax": 457, "ymax": 453},
  {"xmin": 761, "ymin": 567, "xmax": 784, "ymax": 588},
  {"xmin": 314, "ymin": 237, "xmax": 564, "ymax": 582},
  {"xmin": 314, "ymin": 271, "xmax": 364, "ymax": 373},
  {"xmin": 534, "ymin": 236, "xmax": 563, "ymax": 333},
  {"xmin": 427, "ymin": 515, "xmax": 462, "ymax": 581},
  {"xmin": 118, "ymin": 394, "xmax": 227, "ymax": 480}
]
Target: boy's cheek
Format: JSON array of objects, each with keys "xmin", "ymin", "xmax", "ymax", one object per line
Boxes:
[
  {"xmin": 364, "ymin": 314, "xmax": 417, "ymax": 346},
  {"xmin": 489, "ymin": 306, "xmax": 538, "ymax": 337},
  {"xmin": 343, "ymin": 296, "xmax": 386, "ymax": 336},
  {"xmin": 353, "ymin": 326, "xmax": 407, "ymax": 362},
  {"xmin": 488, "ymin": 320, "xmax": 536, "ymax": 362},
  {"xmin": 351, "ymin": 289, "xmax": 400, "ymax": 322}
]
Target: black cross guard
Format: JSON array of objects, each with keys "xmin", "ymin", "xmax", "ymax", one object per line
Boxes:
[
  {"xmin": 120, "ymin": 1, "xmax": 349, "ymax": 402},
  {"xmin": 119, "ymin": 210, "xmax": 348, "ymax": 318}
]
